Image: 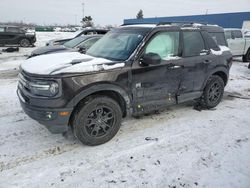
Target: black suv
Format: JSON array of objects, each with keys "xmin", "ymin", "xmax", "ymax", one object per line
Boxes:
[
  {"xmin": 0, "ymin": 25, "xmax": 36, "ymax": 47},
  {"xmin": 17, "ymin": 23, "xmax": 232, "ymax": 146}
]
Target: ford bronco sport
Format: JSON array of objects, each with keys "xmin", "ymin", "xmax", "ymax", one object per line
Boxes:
[{"xmin": 17, "ymin": 23, "xmax": 232, "ymax": 146}]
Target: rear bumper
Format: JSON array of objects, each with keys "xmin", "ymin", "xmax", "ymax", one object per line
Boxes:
[{"xmin": 17, "ymin": 89, "xmax": 73, "ymax": 134}]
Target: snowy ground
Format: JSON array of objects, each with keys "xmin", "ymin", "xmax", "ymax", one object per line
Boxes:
[{"xmin": 0, "ymin": 32, "xmax": 250, "ymax": 188}]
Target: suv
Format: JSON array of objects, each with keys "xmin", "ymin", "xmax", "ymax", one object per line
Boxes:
[
  {"xmin": 0, "ymin": 25, "xmax": 36, "ymax": 47},
  {"xmin": 17, "ymin": 23, "xmax": 232, "ymax": 146},
  {"xmin": 224, "ymin": 28, "xmax": 250, "ymax": 62}
]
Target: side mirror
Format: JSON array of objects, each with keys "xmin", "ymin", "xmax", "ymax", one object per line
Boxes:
[
  {"xmin": 78, "ymin": 46, "xmax": 87, "ymax": 54},
  {"xmin": 140, "ymin": 53, "xmax": 161, "ymax": 66}
]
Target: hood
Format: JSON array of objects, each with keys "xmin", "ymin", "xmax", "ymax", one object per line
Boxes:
[
  {"xmin": 31, "ymin": 45, "xmax": 70, "ymax": 56},
  {"xmin": 21, "ymin": 52, "xmax": 125, "ymax": 75}
]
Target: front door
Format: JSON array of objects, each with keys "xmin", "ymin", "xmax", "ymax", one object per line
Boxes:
[{"xmin": 131, "ymin": 31, "xmax": 183, "ymax": 114}]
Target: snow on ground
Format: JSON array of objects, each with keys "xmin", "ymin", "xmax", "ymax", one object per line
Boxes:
[{"xmin": 0, "ymin": 32, "xmax": 250, "ymax": 188}]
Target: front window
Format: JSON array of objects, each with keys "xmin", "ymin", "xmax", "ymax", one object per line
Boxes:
[
  {"xmin": 63, "ymin": 36, "xmax": 86, "ymax": 48},
  {"xmin": 86, "ymin": 28, "xmax": 151, "ymax": 61},
  {"xmin": 0, "ymin": 27, "xmax": 4, "ymax": 32},
  {"xmin": 144, "ymin": 31, "xmax": 180, "ymax": 59},
  {"xmin": 224, "ymin": 31, "xmax": 232, "ymax": 40}
]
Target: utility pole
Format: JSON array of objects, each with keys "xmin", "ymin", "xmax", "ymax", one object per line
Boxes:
[
  {"xmin": 82, "ymin": 1, "xmax": 85, "ymax": 19},
  {"xmin": 74, "ymin": 14, "xmax": 77, "ymax": 25}
]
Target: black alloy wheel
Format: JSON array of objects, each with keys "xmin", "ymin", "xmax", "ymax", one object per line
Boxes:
[
  {"xmin": 85, "ymin": 106, "xmax": 115, "ymax": 138},
  {"xmin": 200, "ymin": 75, "xmax": 225, "ymax": 109},
  {"xmin": 72, "ymin": 96, "xmax": 122, "ymax": 146}
]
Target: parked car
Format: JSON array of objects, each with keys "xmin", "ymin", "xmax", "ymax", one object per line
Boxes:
[
  {"xmin": 0, "ymin": 25, "xmax": 36, "ymax": 47},
  {"xmin": 46, "ymin": 28, "xmax": 109, "ymax": 46},
  {"xmin": 18, "ymin": 23, "xmax": 232, "ymax": 146},
  {"xmin": 224, "ymin": 28, "xmax": 250, "ymax": 62},
  {"xmin": 29, "ymin": 35, "xmax": 102, "ymax": 58}
]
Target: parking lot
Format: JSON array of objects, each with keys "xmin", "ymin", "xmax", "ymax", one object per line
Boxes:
[{"xmin": 0, "ymin": 32, "xmax": 249, "ymax": 187}]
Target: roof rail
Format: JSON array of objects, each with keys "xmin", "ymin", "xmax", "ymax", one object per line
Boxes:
[
  {"xmin": 121, "ymin": 21, "xmax": 208, "ymax": 27},
  {"xmin": 121, "ymin": 23, "xmax": 156, "ymax": 26},
  {"xmin": 157, "ymin": 21, "xmax": 208, "ymax": 26}
]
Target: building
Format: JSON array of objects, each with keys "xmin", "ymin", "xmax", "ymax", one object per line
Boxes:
[{"xmin": 124, "ymin": 12, "xmax": 250, "ymax": 28}]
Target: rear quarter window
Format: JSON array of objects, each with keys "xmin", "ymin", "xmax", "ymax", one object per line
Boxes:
[
  {"xmin": 208, "ymin": 32, "xmax": 227, "ymax": 46},
  {"xmin": 202, "ymin": 32, "xmax": 220, "ymax": 51}
]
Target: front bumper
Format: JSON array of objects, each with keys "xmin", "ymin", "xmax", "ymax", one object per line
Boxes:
[{"xmin": 17, "ymin": 89, "xmax": 73, "ymax": 134}]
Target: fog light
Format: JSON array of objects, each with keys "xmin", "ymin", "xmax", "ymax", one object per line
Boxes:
[{"xmin": 46, "ymin": 112, "xmax": 53, "ymax": 119}]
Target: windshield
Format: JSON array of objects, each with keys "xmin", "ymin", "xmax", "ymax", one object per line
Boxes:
[
  {"xmin": 63, "ymin": 36, "xmax": 86, "ymax": 48},
  {"xmin": 86, "ymin": 28, "xmax": 151, "ymax": 61}
]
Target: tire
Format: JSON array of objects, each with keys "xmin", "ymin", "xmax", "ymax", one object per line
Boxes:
[
  {"xmin": 19, "ymin": 38, "xmax": 30, "ymax": 47},
  {"xmin": 72, "ymin": 96, "xmax": 122, "ymax": 146},
  {"xmin": 242, "ymin": 49, "xmax": 250, "ymax": 62},
  {"xmin": 200, "ymin": 75, "xmax": 225, "ymax": 109}
]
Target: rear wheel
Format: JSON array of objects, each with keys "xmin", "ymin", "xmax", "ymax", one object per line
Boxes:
[
  {"xmin": 19, "ymin": 38, "xmax": 30, "ymax": 47},
  {"xmin": 200, "ymin": 75, "xmax": 225, "ymax": 109},
  {"xmin": 72, "ymin": 96, "xmax": 122, "ymax": 146}
]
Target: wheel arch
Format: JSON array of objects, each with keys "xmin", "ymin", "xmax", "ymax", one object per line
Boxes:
[
  {"xmin": 202, "ymin": 68, "xmax": 229, "ymax": 90},
  {"xmin": 67, "ymin": 83, "xmax": 132, "ymax": 121}
]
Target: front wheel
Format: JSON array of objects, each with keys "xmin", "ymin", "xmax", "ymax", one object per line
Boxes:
[
  {"xmin": 200, "ymin": 75, "xmax": 225, "ymax": 109},
  {"xmin": 72, "ymin": 96, "xmax": 122, "ymax": 146}
]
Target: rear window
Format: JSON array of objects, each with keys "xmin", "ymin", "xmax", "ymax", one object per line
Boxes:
[
  {"xmin": 232, "ymin": 30, "xmax": 243, "ymax": 38},
  {"xmin": 208, "ymin": 32, "xmax": 227, "ymax": 46},
  {"xmin": 183, "ymin": 31, "xmax": 205, "ymax": 57}
]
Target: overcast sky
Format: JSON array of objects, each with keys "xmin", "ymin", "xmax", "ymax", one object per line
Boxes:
[{"xmin": 0, "ymin": 0, "xmax": 249, "ymax": 26}]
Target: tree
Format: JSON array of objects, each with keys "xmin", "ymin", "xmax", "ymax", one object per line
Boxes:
[
  {"xmin": 136, "ymin": 9, "xmax": 144, "ymax": 19},
  {"xmin": 81, "ymin": 16, "xmax": 93, "ymax": 28}
]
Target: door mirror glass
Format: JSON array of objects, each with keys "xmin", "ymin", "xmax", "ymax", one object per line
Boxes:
[{"xmin": 140, "ymin": 52, "xmax": 161, "ymax": 66}]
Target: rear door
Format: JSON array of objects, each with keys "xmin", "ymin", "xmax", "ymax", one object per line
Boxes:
[{"xmin": 177, "ymin": 31, "xmax": 213, "ymax": 102}]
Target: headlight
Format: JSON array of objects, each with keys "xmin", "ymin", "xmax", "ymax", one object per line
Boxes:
[{"xmin": 29, "ymin": 81, "xmax": 59, "ymax": 97}]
